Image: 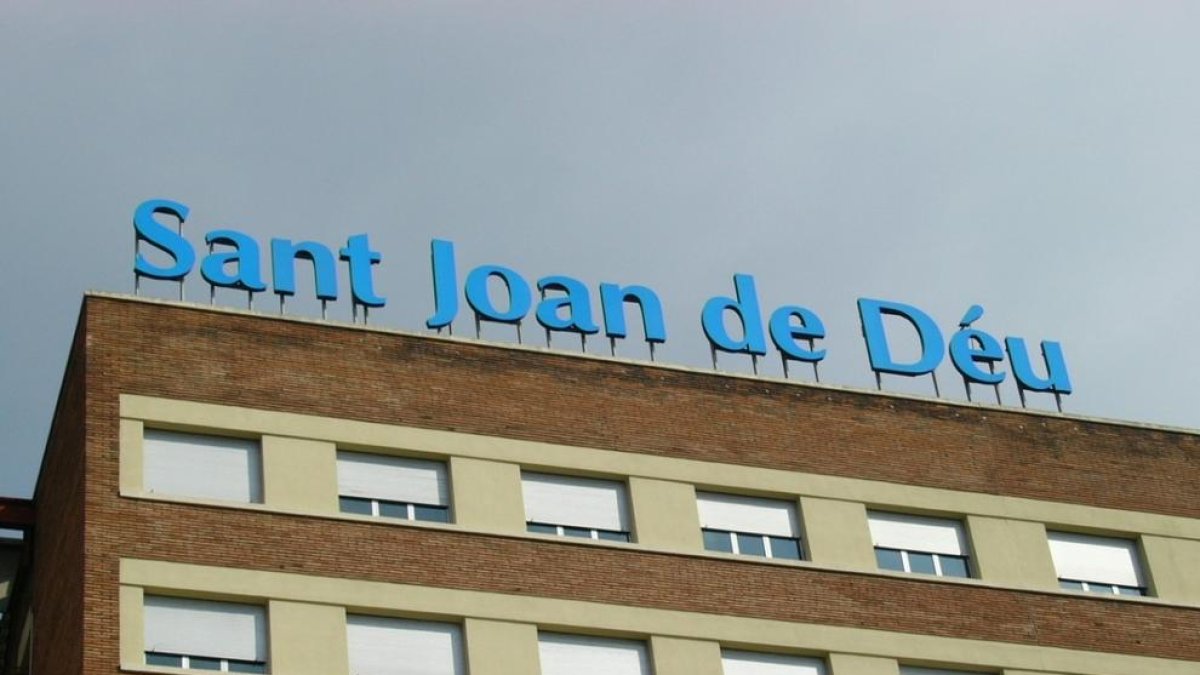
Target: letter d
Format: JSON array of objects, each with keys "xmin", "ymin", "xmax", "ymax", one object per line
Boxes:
[
  {"xmin": 857, "ymin": 298, "xmax": 944, "ymax": 375},
  {"xmin": 701, "ymin": 274, "xmax": 767, "ymax": 355}
]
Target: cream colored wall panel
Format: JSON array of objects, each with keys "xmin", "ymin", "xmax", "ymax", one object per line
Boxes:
[
  {"xmin": 966, "ymin": 517, "xmax": 1058, "ymax": 590},
  {"xmin": 629, "ymin": 478, "xmax": 703, "ymax": 551},
  {"xmin": 450, "ymin": 457, "xmax": 526, "ymax": 534},
  {"xmin": 650, "ymin": 636, "xmax": 723, "ymax": 675},
  {"xmin": 119, "ymin": 394, "xmax": 1200, "ymax": 543},
  {"xmin": 800, "ymin": 497, "xmax": 876, "ymax": 569},
  {"xmin": 1141, "ymin": 535, "xmax": 1200, "ymax": 602},
  {"xmin": 120, "ymin": 559, "xmax": 1198, "ymax": 675},
  {"xmin": 465, "ymin": 618, "xmax": 540, "ymax": 675},
  {"xmin": 120, "ymin": 418, "xmax": 144, "ymax": 493},
  {"xmin": 828, "ymin": 654, "xmax": 900, "ymax": 675},
  {"xmin": 268, "ymin": 600, "xmax": 350, "ymax": 675},
  {"xmin": 262, "ymin": 436, "xmax": 339, "ymax": 513},
  {"xmin": 119, "ymin": 585, "xmax": 145, "ymax": 667}
]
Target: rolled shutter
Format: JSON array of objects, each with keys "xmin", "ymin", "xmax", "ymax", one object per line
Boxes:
[
  {"xmin": 346, "ymin": 616, "xmax": 463, "ymax": 675},
  {"xmin": 337, "ymin": 452, "xmax": 449, "ymax": 506},
  {"xmin": 143, "ymin": 429, "xmax": 262, "ymax": 503},
  {"xmin": 697, "ymin": 493, "xmax": 798, "ymax": 537},
  {"xmin": 1047, "ymin": 532, "xmax": 1144, "ymax": 587},
  {"xmin": 522, "ymin": 473, "xmax": 629, "ymax": 532},
  {"xmin": 721, "ymin": 650, "xmax": 825, "ymax": 674},
  {"xmin": 143, "ymin": 596, "xmax": 266, "ymax": 662},
  {"xmin": 867, "ymin": 512, "xmax": 967, "ymax": 556},
  {"xmin": 537, "ymin": 633, "xmax": 650, "ymax": 675}
]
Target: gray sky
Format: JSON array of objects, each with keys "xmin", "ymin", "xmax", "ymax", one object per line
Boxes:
[{"xmin": 3, "ymin": 1, "xmax": 1199, "ymax": 497}]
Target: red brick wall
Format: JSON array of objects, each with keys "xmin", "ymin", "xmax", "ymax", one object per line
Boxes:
[
  {"xmin": 68, "ymin": 296, "xmax": 1200, "ymax": 672},
  {"xmin": 21, "ymin": 306, "xmax": 88, "ymax": 675}
]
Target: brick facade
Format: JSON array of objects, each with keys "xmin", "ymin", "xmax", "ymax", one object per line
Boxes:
[{"xmin": 23, "ymin": 296, "xmax": 1200, "ymax": 672}]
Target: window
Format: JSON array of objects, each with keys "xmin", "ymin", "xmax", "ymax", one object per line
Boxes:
[
  {"xmin": 722, "ymin": 650, "xmax": 826, "ymax": 674},
  {"xmin": 538, "ymin": 633, "xmax": 651, "ymax": 675},
  {"xmin": 337, "ymin": 452, "xmax": 451, "ymax": 523},
  {"xmin": 868, "ymin": 511, "xmax": 971, "ymax": 578},
  {"xmin": 1047, "ymin": 531, "xmax": 1147, "ymax": 596},
  {"xmin": 143, "ymin": 596, "xmax": 267, "ymax": 673},
  {"xmin": 522, "ymin": 472, "xmax": 631, "ymax": 542},
  {"xmin": 143, "ymin": 429, "xmax": 263, "ymax": 503},
  {"xmin": 900, "ymin": 668, "xmax": 982, "ymax": 675},
  {"xmin": 346, "ymin": 616, "xmax": 464, "ymax": 675},
  {"xmin": 697, "ymin": 493, "xmax": 803, "ymax": 560}
]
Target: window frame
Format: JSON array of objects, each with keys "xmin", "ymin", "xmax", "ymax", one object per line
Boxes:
[
  {"xmin": 1046, "ymin": 531, "xmax": 1148, "ymax": 597},
  {"xmin": 867, "ymin": 511, "xmax": 973, "ymax": 579},
  {"xmin": 142, "ymin": 428, "xmax": 264, "ymax": 504},
  {"xmin": 521, "ymin": 472, "xmax": 633, "ymax": 543},
  {"xmin": 336, "ymin": 451, "xmax": 452, "ymax": 524}
]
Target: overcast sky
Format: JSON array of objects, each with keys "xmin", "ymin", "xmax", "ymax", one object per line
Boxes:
[{"xmin": 2, "ymin": 2, "xmax": 1199, "ymax": 498}]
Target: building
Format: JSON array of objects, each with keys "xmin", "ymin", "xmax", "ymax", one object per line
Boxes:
[{"xmin": 1, "ymin": 291, "xmax": 1198, "ymax": 675}]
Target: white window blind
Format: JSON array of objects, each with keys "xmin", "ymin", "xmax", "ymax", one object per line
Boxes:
[
  {"xmin": 697, "ymin": 493, "xmax": 799, "ymax": 537},
  {"xmin": 722, "ymin": 650, "xmax": 825, "ymax": 674},
  {"xmin": 522, "ymin": 473, "xmax": 629, "ymax": 532},
  {"xmin": 538, "ymin": 633, "xmax": 650, "ymax": 675},
  {"xmin": 143, "ymin": 596, "xmax": 267, "ymax": 663},
  {"xmin": 143, "ymin": 429, "xmax": 262, "ymax": 503},
  {"xmin": 337, "ymin": 452, "xmax": 449, "ymax": 506},
  {"xmin": 346, "ymin": 616, "xmax": 463, "ymax": 675},
  {"xmin": 1047, "ymin": 532, "xmax": 1144, "ymax": 587},
  {"xmin": 867, "ymin": 512, "xmax": 967, "ymax": 555}
]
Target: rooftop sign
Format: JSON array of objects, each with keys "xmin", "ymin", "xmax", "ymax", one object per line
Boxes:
[{"xmin": 132, "ymin": 198, "xmax": 1072, "ymax": 410}]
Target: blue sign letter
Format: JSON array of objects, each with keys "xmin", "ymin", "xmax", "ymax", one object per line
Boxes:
[
  {"xmin": 769, "ymin": 306, "xmax": 826, "ymax": 362},
  {"xmin": 340, "ymin": 234, "xmax": 386, "ymax": 307},
  {"xmin": 857, "ymin": 298, "xmax": 944, "ymax": 375},
  {"xmin": 1006, "ymin": 338, "xmax": 1072, "ymax": 394},
  {"xmin": 271, "ymin": 239, "xmax": 338, "ymax": 301},
  {"xmin": 134, "ymin": 199, "xmax": 194, "ymax": 280},
  {"xmin": 599, "ymin": 283, "xmax": 667, "ymax": 344},
  {"xmin": 701, "ymin": 274, "xmax": 767, "ymax": 356},
  {"xmin": 536, "ymin": 276, "xmax": 600, "ymax": 334},
  {"xmin": 949, "ymin": 329, "xmax": 1005, "ymax": 385},
  {"xmin": 426, "ymin": 239, "xmax": 459, "ymax": 329},
  {"xmin": 465, "ymin": 265, "xmax": 532, "ymax": 324},
  {"xmin": 201, "ymin": 230, "xmax": 267, "ymax": 291}
]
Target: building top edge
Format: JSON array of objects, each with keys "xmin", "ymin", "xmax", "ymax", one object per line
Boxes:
[{"xmin": 84, "ymin": 290, "xmax": 1200, "ymax": 439}]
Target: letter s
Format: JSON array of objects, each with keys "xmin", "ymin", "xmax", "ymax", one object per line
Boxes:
[{"xmin": 134, "ymin": 198, "xmax": 195, "ymax": 280}]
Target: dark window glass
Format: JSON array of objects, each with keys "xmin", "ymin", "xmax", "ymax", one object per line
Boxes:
[
  {"xmin": 703, "ymin": 529, "xmax": 734, "ymax": 553},
  {"xmin": 737, "ymin": 533, "xmax": 766, "ymax": 556},
  {"xmin": 527, "ymin": 522, "xmax": 557, "ymax": 535},
  {"xmin": 146, "ymin": 653, "xmax": 183, "ymax": 667},
  {"xmin": 414, "ymin": 504, "xmax": 451, "ymax": 522},
  {"xmin": 908, "ymin": 552, "xmax": 936, "ymax": 574},
  {"xmin": 939, "ymin": 555, "xmax": 970, "ymax": 578},
  {"xmin": 339, "ymin": 497, "xmax": 373, "ymax": 515},
  {"xmin": 1116, "ymin": 585, "xmax": 1146, "ymax": 597},
  {"xmin": 229, "ymin": 661, "xmax": 268, "ymax": 673},
  {"xmin": 875, "ymin": 548, "xmax": 905, "ymax": 571},
  {"xmin": 768, "ymin": 536, "xmax": 802, "ymax": 560},
  {"xmin": 597, "ymin": 529, "xmax": 630, "ymax": 542},
  {"xmin": 1059, "ymin": 579, "xmax": 1085, "ymax": 591},
  {"xmin": 378, "ymin": 501, "xmax": 410, "ymax": 519},
  {"xmin": 190, "ymin": 656, "xmax": 223, "ymax": 670},
  {"xmin": 562, "ymin": 526, "xmax": 592, "ymax": 539}
]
